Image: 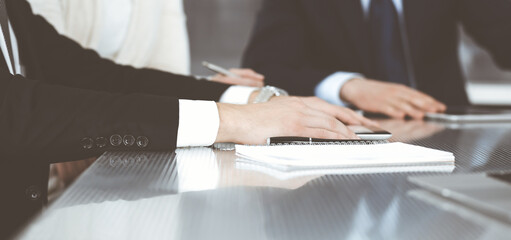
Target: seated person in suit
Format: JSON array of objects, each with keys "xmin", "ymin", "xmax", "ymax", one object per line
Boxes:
[
  {"xmin": 27, "ymin": 0, "xmax": 265, "ymax": 88},
  {"xmin": 0, "ymin": 0, "xmax": 374, "ymax": 237},
  {"xmin": 242, "ymin": 0, "xmax": 511, "ymax": 119}
]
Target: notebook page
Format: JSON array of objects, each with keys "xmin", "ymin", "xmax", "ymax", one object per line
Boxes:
[
  {"xmin": 235, "ymin": 142, "xmax": 454, "ymax": 168},
  {"xmin": 236, "ymin": 160, "xmax": 455, "ymax": 180}
]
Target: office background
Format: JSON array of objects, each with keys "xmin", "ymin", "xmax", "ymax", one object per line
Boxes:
[
  {"xmin": 185, "ymin": 0, "xmax": 262, "ymax": 76},
  {"xmin": 27, "ymin": 0, "xmax": 511, "ymax": 103},
  {"xmin": 185, "ymin": 0, "xmax": 511, "ymax": 104}
]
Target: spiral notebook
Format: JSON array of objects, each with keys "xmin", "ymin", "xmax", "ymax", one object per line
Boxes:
[{"xmin": 235, "ymin": 141, "xmax": 455, "ymax": 172}]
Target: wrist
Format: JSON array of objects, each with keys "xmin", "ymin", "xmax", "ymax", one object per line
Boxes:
[
  {"xmin": 340, "ymin": 77, "xmax": 365, "ymax": 103},
  {"xmin": 248, "ymin": 90, "xmax": 261, "ymax": 104},
  {"xmin": 215, "ymin": 103, "xmax": 242, "ymax": 143},
  {"xmin": 252, "ymin": 86, "xmax": 289, "ymax": 103}
]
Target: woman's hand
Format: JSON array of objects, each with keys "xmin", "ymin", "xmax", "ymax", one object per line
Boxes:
[{"xmin": 210, "ymin": 68, "xmax": 265, "ymax": 87}]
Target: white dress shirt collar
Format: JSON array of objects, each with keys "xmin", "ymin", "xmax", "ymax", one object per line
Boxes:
[
  {"xmin": 0, "ymin": 21, "xmax": 21, "ymax": 75},
  {"xmin": 361, "ymin": 0, "xmax": 403, "ymax": 17}
]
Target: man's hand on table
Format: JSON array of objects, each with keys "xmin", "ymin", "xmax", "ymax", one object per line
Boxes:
[
  {"xmin": 216, "ymin": 97, "xmax": 360, "ymax": 145},
  {"xmin": 247, "ymin": 91, "xmax": 378, "ymax": 126},
  {"xmin": 297, "ymin": 96, "xmax": 379, "ymax": 127},
  {"xmin": 340, "ymin": 78, "xmax": 447, "ymax": 119}
]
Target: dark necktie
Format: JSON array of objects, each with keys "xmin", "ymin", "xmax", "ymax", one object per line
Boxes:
[
  {"xmin": 0, "ymin": 0, "xmax": 15, "ymax": 72},
  {"xmin": 369, "ymin": 0, "xmax": 409, "ymax": 86}
]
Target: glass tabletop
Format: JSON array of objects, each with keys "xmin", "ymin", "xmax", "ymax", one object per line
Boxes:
[{"xmin": 17, "ymin": 120, "xmax": 511, "ymax": 240}]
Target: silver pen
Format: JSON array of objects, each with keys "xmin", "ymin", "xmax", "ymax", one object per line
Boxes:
[{"xmin": 202, "ymin": 61, "xmax": 240, "ymax": 78}]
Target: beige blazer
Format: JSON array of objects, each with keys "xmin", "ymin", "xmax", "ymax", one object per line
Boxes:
[{"xmin": 27, "ymin": 0, "xmax": 191, "ymax": 75}]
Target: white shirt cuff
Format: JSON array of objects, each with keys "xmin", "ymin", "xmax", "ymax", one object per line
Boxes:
[
  {"xmin": 176, "ymin": 100, "xmax": 219, "ymax": 147},
  {"xmin": 219, "ymin": 86, "xmax": 259, "ymax": 104},
  {"xmin": 314, "ymin": 72, "xmax": 364, "ymax": 106}
]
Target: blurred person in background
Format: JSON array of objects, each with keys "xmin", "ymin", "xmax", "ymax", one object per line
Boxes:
[
  {"xmin": 27, "ymin": 0, "xmax": 264, "ymax": 86},
  {"xmin": 243, "ymin": 0, "xmax": 511, "ymax": 119}
]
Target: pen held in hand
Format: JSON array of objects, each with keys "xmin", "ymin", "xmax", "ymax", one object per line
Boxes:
[{"xmin": 202, "ymin": 61, "xmax": 240, "ymax": 78}]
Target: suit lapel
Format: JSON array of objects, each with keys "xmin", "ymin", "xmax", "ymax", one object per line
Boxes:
[
  {"xmin": 7, "ymin": 0, "xmax": 39, "ymax": 79},
  {"xmin": 333, "ymin": 0, "xmax": 372, "ymax": 74}
]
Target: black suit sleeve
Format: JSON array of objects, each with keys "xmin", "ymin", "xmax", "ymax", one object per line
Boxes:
[
  {"xmin": 242, "ymin": 0, "xmax": 332, "ymax": 96},
  {"xmin": 0, "ymin": 70, "xmax": 180, "ymax": 163},
  {"xmin": 1, "ymin": 0, "xmax": 238, "ymax": 164},
  {"xmin": 13, "ymin": 0, "xmax": 230, "ymax": 101},
  {"xmin": 458, "ymin": 0, "xmax": 511, "ymax": 69}
]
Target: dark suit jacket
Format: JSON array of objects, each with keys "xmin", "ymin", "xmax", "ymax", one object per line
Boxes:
[
  {"xmin": 242, "ymin": 0, "xmax": 511, "ymax": 106},
  {"xmin": 0, "ymin": 0, "xmax": 229, "ymax": 237}
]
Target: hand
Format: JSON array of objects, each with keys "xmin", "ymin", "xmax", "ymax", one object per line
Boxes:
[
  {"xmin": 297, "ymin": 96, "xmax": 379, "ymax": 127},
  {"xmin": 210, "ymin": 68, "xmax": 265, "ymax": 87},
  {"xmin": 340, "ymin": 78, "xmax": 447, "ymax": 119},
  {"xmin": 216, "ymin": 97, "xmax": 359, "ymax": 145},
  {"xmin": 247, "ymin": 93, "xmax": 378, "ymax": 127}
]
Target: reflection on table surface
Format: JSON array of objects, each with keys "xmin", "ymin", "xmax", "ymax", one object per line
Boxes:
[
  {"xmin": 408, "ymin": 190, "xmax": 511, "ymax": 240},
  {"xmin": 18, "ymin": 120, "xmax": 511, "ymax": 240}
]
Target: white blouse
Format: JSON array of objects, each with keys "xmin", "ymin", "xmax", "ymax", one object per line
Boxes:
[{"xmin": 96, "ymin": 0, "xmax": 133, "ymax": 59}]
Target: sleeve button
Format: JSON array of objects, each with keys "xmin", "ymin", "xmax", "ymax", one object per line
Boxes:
[
  {"xmin": 110, "ymin": 134, "xmax": 122, "ymax": 146},
  {"xmin": 81, "ymin": 137, "xmax": 94, "ymax": 149},
  {"xmin": 136, "ymin": 136, "xmax": 149, "ymax": 148},
  {"xmin": 95, "ymin": 137, "xmax": 107, "ymax": 148},
  {"xmin": 25, "ymin": 185, "xmax": 42, "ymax": 200},
  {"xmin": 123, "ymin": 135, "xmax": 135, "ymax": 146}
]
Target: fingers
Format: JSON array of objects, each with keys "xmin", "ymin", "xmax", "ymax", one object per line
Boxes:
[
  {"xmin": 301, "ymin": 109, "xmax": 359, "ymax": 139},
  {"xmin": 378, "ymin": 85, "xmax": 446, "ymax": 119},
  {"xmin": 334, "ymin": 107, "xmax": 379, "ymax": 127},
  {"xmin": 309, "ymin": 97, "xmax": 363, "ymax": 125},
  {"xmin": 302, "ymin": 97, "xmax": 379, "ymax": 127},
  {"xmin": 229, "ymin": 68, "xmax": 265, "ymax": 81},
  {"xmin": 390, "ymin": 100, "xmax": 425, "ymax": 119},
  {"xmin": 278, "ymin": 97, "xmax": 357, "ymax": 139},
  {"xmin": 208, "ymin": 68, "xmax": 265, "ymax": 87},
  {"xmin": 211, "ymin": 74, "xmax": 264, "ymax": 87},
  {"xmin": 382, "ymin": 95, "xmax": 425, "ymax": 119},
  {"xmin": 402, "ymin": 88, "xmax": 446, "ymax": 113},
  {"xmin": 340, "ymin": 79, "xmax": 446, "ymax": 119},
  {"xmin": 300, "ymin": 128, "xmax": 353, "ymax": 140}
]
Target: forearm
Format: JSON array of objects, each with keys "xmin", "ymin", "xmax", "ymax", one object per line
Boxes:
[{"xmin": 315, "ymin": 71, "xmax": 365, "ymax": 106}]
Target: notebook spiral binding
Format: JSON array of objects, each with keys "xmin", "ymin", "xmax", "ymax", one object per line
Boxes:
[
  {"xmin": 214, "ymin": 140, "xmax": 390, "ymax": 150},
  {"xmin": 269, "ymin": 140, "xmax": 389, "ymax": 146}
]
